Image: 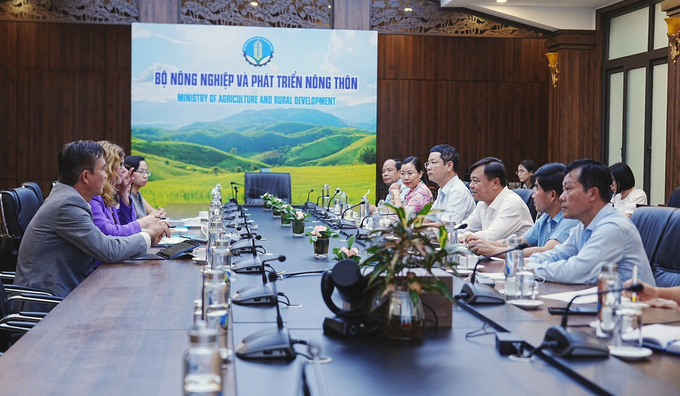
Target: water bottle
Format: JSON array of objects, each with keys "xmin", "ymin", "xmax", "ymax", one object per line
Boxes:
[
  {"xmin": 212, "ymin": 239, "xmax": 230, "ymax": 271},
  {"xmin": 444, "ymin": 221, "xmax": 459, "ymax": 265},
  {"xmin": 597, "ymin": 263, "xmax": 621, "ymax": 338},
  {"xmin": 359, "ymin": 196, "xmax": 369, "ymax": 223},
  {"xmin": 203, "ymin": 270, "xmax": 229, "ymax": 331},
  {"xmin": 504, "ymin": 235, "xmax": 524, "ymax": 300},
  {"xmin": 322, "ymin": 184, "xmax": 330, "ymax": 208},
  {"xmin": 183, "ymin": 321, "xmax": 223, "ymax": 396}
]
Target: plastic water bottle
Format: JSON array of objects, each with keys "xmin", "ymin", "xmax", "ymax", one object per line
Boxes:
[
  {"xmin": 504, "ymin": 235, "xmax": 524, "ymax": 300},
  {"xmin": 183, "ymin": 321, "xmax": 222, "ymax": 396},
  {"xmin": 444, "ymin": 221, "xmax": 459, "ymax": 265}
]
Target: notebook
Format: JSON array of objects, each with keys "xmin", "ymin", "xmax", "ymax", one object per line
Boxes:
[{"xmin": 621, "ymin": 324, "xmax": 680, "ymax": 354}]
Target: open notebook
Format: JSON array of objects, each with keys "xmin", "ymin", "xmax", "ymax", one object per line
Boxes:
[{"xmin": 621, "ymin": 324, "xmax": 680, "ymax": 354}]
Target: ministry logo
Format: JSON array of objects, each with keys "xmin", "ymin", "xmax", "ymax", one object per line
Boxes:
[{"xmin": 242, "ymin": 36, "xmax": 274, "ymax": 67}]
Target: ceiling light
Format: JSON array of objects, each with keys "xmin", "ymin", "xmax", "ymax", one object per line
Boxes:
[
  {"xmin": 497, "ymin": 0, "xmax": 507, "ymax": 3},
  {"xmin": 250, "ymin": 1, "xmax": 258, "ymax": 6},
  {"xmin": 404, "ymin": 7, "xmax": 413, "ymax": 12}
]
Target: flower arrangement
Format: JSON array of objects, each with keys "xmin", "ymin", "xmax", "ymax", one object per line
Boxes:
[
  {"xmin": 294, "ymin": 210, "xmax": 310, "ymax": 221},
  {"xmin": 281, "ymin": 204, "xmax": 300, "ymax": 222},
  {"xmin": 305, "ymin": 225, "xmax": 339, "ymax": 243},
  {"xmin": 360, "ymin": 203, "xmax": 468, "ymax": 305},
  {"xmin": 333, "ymin": 234, "xmax": 361, "ymax": 263}
]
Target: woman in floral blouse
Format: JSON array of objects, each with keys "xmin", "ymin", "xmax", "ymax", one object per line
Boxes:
[{"xmin": 389, "ymin": 156, "xmax": 432, "ymax": 214}]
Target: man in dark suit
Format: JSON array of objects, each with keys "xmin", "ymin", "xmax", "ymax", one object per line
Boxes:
[{"xmin": 15, "ymin": 141, "xmax": 169, "ymax": 309}]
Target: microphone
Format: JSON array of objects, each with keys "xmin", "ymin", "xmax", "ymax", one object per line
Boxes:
[
  {"xmin": 235, "ymin": 277, "xmax": 296, "ymax": 360},
  {"xmin": 458, "ymin": 243, "xmax": 529, "ymax": 305},
  {"xmin": 305, "ymin": 189, "xmax": 315, "ymax": 208},
  {"xmin": 337, "ymin": 202, "xmax": 363, "ymax": 229},
  {"xmin": 327, "ymin": 188, "xmax": 341, "ymax": 211},
  {"xmin": 470, "ymin": 243, "xmax": 529, "ymax": 284},
  {"xmin": 540, "ymin": 283, "xmax": 643, "ymax": 358},
  {"xmin": 454, "ymin": 223, "xmax": 468, "ymax": 231},
  {"xmin": 232, "ymin": 255, "xmax": 286, "ymax": 306}
]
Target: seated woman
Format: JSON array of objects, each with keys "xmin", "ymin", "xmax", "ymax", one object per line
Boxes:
[
  {"xmin": 124, "ymin": 155, "xmax": 166, "ymax": 219},
  {"xmin": 517, "ymin": 159, "xmax": 537, "ymax": 189},
  {"xmin": 90, "ymin": 141, "xmax": 158, "ymax": 237},
  {"xmin": 389, "ymin": 156, "xmax": 432, "ymax": 214},
  {"xmin": 610, "ymin": 162, "xmax": 647, "ymax": 217}
]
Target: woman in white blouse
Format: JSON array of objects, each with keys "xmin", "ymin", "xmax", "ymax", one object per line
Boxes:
[{"xmin": 609, "ymin": 162, "xmax": 647, "ymax": 217}]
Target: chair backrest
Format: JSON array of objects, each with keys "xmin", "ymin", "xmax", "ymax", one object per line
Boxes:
[
  {"xmin": 0, "ymin": 187, "xmax": 42, "ymax": 238},
  {"xmin": 652, "ymin": 209, "xmax": 680, "ymax": 287},
  {"xmin": 668, "ymin": 187, "xmax": 680, "ymax": 208},
  {"xmin": 21, "ymin": 182, "xmax": 44, "ymax": 206},
  {"xmin": 630, "ymin": 206, "xmax": 675, "ymax": 265},
  {"xmin": 244, "ymin": 172, "xmax": 292, "ymax": 205},
  {"xmin": 512, "ymin": 188, "xmax": 537, "ymax": 221}
]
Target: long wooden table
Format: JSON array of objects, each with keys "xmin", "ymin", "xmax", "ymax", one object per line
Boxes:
[{"xmin": 0, "ymin": 204, "xmax": 678, "ymax": 395}]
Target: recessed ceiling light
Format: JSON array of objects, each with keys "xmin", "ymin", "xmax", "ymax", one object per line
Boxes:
[
  {"xmin": 250, "ymin": 1, "xmax": 258, "ymax": 6},
  {"xmin": 404, "ymin": 7, "xmax": 413, "ymax": 12},
  {"xmin": 497, "ymin": 0, "xmax": 507, "ymax": 3},
  {"xmin": 328, "ymin": 4, "xmax": 331, "ymax": 8}
]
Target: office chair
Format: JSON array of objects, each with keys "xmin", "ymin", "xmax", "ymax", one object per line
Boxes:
[{"xmin": 244, "ymin": 172, "xmax": 292, "ymax": 205}]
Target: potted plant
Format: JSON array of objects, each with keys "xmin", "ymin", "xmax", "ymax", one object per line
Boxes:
[
  {"xmin": 305, "ymin": 225, "xmax": 340, "ymax": 258},
  {"xmin": 333, "ymin": 234, "xmax": 361, "ymax": 263},
  {"xmin": 360, "ymin": 203, "xmax": 467, "ymax": 340},
  {"xmin": 291, "ymin": 209, "xmax": 309, "ymax": 236},
  {"xmin": 271, "ymin": 198, "xmax": 284, "ymax": 218},
  {"xmin": 280, "ymin": 204, "xmax": 295, "ymax": 227},
  {"xmin": 261, "ymin": 192, "xmax": 275, "ymax": 211}
]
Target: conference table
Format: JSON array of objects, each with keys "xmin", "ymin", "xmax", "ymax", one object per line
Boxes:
[{"xmin": 0, "ymin": 204, "xmax": 679, "ymax": 395}]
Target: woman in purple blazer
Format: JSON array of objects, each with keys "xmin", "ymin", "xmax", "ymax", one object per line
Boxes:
[{"xmin": 89, "ymin": 141, "xmax": 157, "ymax": 238}]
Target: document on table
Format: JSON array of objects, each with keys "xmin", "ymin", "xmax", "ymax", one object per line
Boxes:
[{"xmin": 541, "ymin": 287, "xmax": 598, "ymax": 304}]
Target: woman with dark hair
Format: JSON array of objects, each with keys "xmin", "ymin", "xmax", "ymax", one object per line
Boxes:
[
  {"xmin": 609, "ymin": 162, "xmax": 647, "ymax": 217},
  {"xmin": 390, "ymin": 156, "xmax": 432, "ymax": 214},
  {"xmin": 124, "ymin": 155, "xmax": 165, "ymax": 219},
  {"xmin": 517, "ymin": 159, "xmax": 537, "ymax": 189}
]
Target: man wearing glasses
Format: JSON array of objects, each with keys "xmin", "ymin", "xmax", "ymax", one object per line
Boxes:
[{"xmin": 424, "ymin": 144, "xmax": 475, "ymax": 226}]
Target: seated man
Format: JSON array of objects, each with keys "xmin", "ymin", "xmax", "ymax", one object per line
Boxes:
[
  {"xmin": 460, "ymin": 157, "xmax": 533, "ymax": 242},
  {"xmin": 15, "ymin": 141, "xmax": 170, "ymax": 309},
  {"xmin": 424, "ymin": 144, "xmax": 475, "ymax": 226},
  {"xmin": 526, "ymin": 159, "xmax": 655, "ymax": 285},
  {"xmin": 467, "ymin": 162, "xmax": 579, "ymax": 257},
  {"xmin": 370, "ymin": 158, "xmax": 407, "ymax": 214}
]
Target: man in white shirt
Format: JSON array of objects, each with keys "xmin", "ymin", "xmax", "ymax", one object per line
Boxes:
[
  {"xmin": 460, "ymin": 157, "xmax": 534, "ymax": 242},
  {"xmin": 424, "ymin": 144, "xmax": 475, "ymax": 226}
]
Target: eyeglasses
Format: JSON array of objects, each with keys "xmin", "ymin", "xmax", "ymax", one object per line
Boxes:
[
  {"xmin": 136, "ymin": 170, "xmax": 152, "ymax": 176},
  {"xmin": 425, "ymin": 160, "xmax": 440, "ymax": 168}
]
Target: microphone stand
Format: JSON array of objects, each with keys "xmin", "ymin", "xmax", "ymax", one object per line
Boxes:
[
  {"xmin": 336, "ymin": 202, "xmax": 363, "ymax": 229},
  {"xmin": 327, "ymin": 188, "xmax": 340, "ymax": 212},
  {"xmin": 304, "ymin": 189, "xmax": 314, "ymax": 208},
  {"xmin": 235, "ymin": 277, "xmax": 296, "ymax": 360},
  {"xmin": 457, "ymin": 243, "xmax": 529, "ymax": 305},
  {"xmin": 539, "ymin": 283, "xmax": 643, "ymax": 358},
  {"xmin": 232, "ymin": 256, "xmax": 286, "ymax": 305}
]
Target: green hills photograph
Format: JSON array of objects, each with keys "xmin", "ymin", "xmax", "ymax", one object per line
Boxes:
[{"xmin": 132, "ymin": 108, "xmax": 377, "ymax": 206}]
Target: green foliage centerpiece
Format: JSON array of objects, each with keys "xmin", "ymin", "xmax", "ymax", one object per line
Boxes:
[
  {"xmin": 291, "ymin": 209, "xmax": 310, "ymax": 237},
  {"xmin": 360, "ymin": 203, "xmax": 467, "ymax": 340},
  {"xmin": 306, "ymin": 225, "xmax": 339, "ymax": 258},
  {"xmin": 333, "ymin": 234, "xmax": 361, "ymax": 263},
  {"xmin": 261, "ymin": 192, "xmax": 275, "ymax": 211},
  {"xmin": 271, "ymin": 198, "xmax": 284, "ymax": 218},
  {"xmin": 280, "ymin": 203, "xmax": 295, "ymax": 226}
]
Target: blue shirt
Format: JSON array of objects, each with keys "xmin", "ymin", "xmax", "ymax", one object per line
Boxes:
[
  {"xmin": 385, "ymin": 179, "xmax": 409, "ymax": 205},
  {"xmin": 527, "ymin": 205, "xmax": 656, "ymax": 285},
  {"xmin": 522, "ymin": 211, "xmax": 579, "ymax": 247}
]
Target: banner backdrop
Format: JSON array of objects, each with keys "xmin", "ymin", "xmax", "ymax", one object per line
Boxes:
[{"xmin": 131, "ymin": 23, "xmax": 377, "ymax": 206}]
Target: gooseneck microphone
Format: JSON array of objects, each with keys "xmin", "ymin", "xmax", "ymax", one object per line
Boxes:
[
  {"xmin": 232, "ymin": 256, "xmax": 286, "ymax": 306},
  {"xmin": 457, "ymin": 243, "xmax": 529, "ymax": 305},
  {"xmin": 538, "ymin": 283, "xmax": 644, "ymax": 358},
  {"xmin": 327, "ymin": 188, "xmax": 341, "ymax": 211},
  {"xmin": 470, "ymin": 243, "xmax": 529, "ymax": 284},
  {"xmin": 454, "ymin": 223, "xmax": 468, "ymax": 231},
  {"xmin": 306, "ymin": 189, "xmax": 314, "ymax": 206}
]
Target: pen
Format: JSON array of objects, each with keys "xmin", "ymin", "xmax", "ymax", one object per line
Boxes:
[{"xmin": 632, "ymin": 264, "xmax": 638, "ymax": 303}]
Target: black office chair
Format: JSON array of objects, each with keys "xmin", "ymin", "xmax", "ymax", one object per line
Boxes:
[
  {"xmin": 630, "ymin": 206, "xmax": 675, "ymax": 265},
  {"xmin": 512, "ymin": 188, "xmax": 537, "ymax": 221},
  {"xmin": 244, "ymin": 172, "xmax": 292, "ymax": 205},
  {"xmin": 652, "ymin": 209, "xmax": 680, "ymax": 287},
  {"xmin": 668, "ymin": 187, "xmax": 680, "ymax": 208},
  {"xmin": 21, "ymin": 182, "xmax": 44, "ymax": 206},
  {"xmin": 0, "ymin": 187, "xmax": 43, "ymax": 273},
  {"xmin": 0, "ymin": 282, "xmax": 61, "ymax": 352}
]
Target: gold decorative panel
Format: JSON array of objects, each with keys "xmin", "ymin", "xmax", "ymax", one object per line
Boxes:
[
  {"xmin": 181, "ymin": 0, "xmax": 332, "ymax": 28},
  {"xmin": 0, "ymin": 0, "xmax": 138, "ymax": 23},
  {"xmin": 371, "ymin": 0, "xmax": 543, "ymax": 37}
]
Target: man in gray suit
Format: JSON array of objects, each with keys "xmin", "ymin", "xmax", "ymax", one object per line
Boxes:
[{"xmin": 15, "ymin": 141, "xmax": 170, "ymax": 308}]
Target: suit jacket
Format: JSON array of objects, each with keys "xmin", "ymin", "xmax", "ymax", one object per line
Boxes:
[{"xmin": 15, "ymin": 182, "xmax": 148, "ymax": 304}]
